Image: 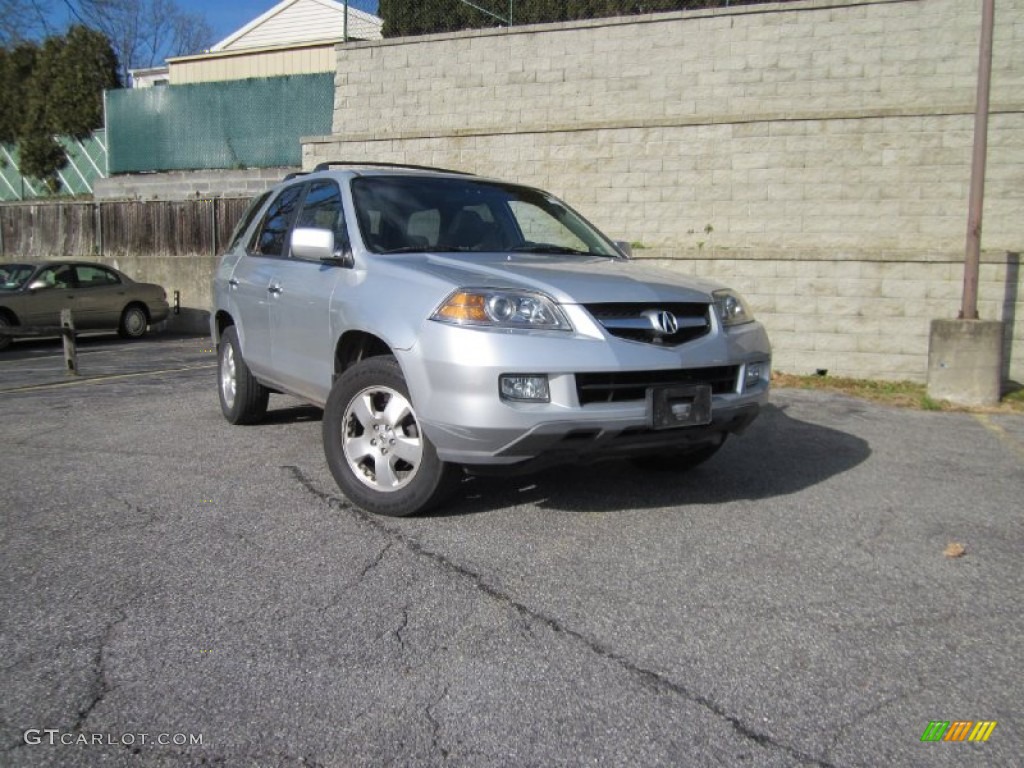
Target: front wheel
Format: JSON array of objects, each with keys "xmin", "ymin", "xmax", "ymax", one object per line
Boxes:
[
  {"xmin": 218, "ymin": 326, "xmax": 268, "ymax": 424},
  {"xmin": 323, "ymin": 356, "xmax": 460, "ymax": 517}
]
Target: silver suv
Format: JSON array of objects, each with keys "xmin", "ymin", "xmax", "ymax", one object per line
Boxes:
[{"xmin": 212, "ymin": 163, "xmax": 771, "ymax": 516}]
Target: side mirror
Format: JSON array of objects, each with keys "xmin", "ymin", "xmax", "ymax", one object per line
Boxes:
[
  {"xmin": 27, "ymin": 279, "xmax": 48, "ymax": 291},
  {"xmin": 291, "ymin": 227, "xmax": 353, "ymax": 268},
  {"xmin": 613, "ymin": 240, "xmax": 633, "ymax": 259}
]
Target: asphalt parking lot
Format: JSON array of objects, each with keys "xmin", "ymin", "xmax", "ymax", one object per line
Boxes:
[{"xmin": 1, "ymin": 334, "xmax": 1022, "ymax": 767}]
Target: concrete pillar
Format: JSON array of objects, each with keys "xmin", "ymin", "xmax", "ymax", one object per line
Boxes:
[{"xmin": 927, "ymin": 319, "xmax": 1004, "ymax": 406}]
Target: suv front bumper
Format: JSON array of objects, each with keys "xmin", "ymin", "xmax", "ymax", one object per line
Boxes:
[{"xmin": 400, "ymin": 316, "xmax": 771, "ymax": 468}]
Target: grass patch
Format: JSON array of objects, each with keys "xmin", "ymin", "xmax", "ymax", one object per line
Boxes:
[
  {"xmin": 772, "ymin": 372, "xmax": 1024, "ymax": 413},
  {"xmin": 1004, "ymin": 387, "xmax": 1024, "ymax": 406}
]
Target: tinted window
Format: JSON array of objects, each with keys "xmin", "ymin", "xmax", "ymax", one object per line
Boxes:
[
  {"xmin": 36, "ymin": 265, "xmax": 76, "ymax": 288},
  {"xmin": 0, "ymin": 264, "xmax": 35, "ymax": 290},
  {"xmin": 74, "ymin": 265, "xmax": 121, "ymax": 286},
  {"xmin": 295, "ymin": 181, "xmax": 349, "ymax": 254},
  {"xmin": 229, "ymin": 191, "xmax": 272, "ymax": 251},
  {"xmin": 251, "ymin": 185, "xmax": 304, "ymax": 257},
  {"xmin": 350, "ymin": 176, "xmax": 617, "ymax": 256}
]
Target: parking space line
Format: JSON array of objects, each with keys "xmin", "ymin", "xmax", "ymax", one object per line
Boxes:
[
  {"xmin": 0, "ymin": 340, "xmax": 213, "ymax": 364},
  {"xmin": 0, "ymin": 364, "xmax": 217, "ymax": 394},
  {"xmin": 974, "ymin": 413, "xmax": 1024, "ymax": 465}
]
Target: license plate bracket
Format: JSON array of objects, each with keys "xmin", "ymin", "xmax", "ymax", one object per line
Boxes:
[{"xmin": 647, "ymin": 385, "xmax": 712, "ymax": 429}]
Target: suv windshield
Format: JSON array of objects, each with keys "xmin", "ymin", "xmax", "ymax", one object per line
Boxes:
[
  {"xmin": 351, "ymin": 176, "xmax": 619, "ymax": 257},
  {"xmin": 0, "ymin": 264, "xmax": 35, "ymax": 291}
]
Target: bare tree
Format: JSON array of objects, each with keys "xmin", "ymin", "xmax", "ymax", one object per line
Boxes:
[
  {"xmin": 0, "ymin": 0, "xmax": 54, "ymax": 45},
  {"xmin": 59, "ymin": 0, "xmax": 212, "ymax": 80}
]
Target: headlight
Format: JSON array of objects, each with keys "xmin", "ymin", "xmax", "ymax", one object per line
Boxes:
[
  {"xmin": 712, "ymin": 289, "xmax": 754, "ymax": 327},
  {"xmin": 431, "ymin": 289, "xmax": 571, "ymax": 331}
]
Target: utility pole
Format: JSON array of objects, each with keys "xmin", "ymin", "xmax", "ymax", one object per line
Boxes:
[
  {"xmin": 960, "ymin": 0, "xmax": 995, "ymax": 319},
  {"xmin": 927, "ymin": 0, "xmax": 1003, "ymax": 406}
]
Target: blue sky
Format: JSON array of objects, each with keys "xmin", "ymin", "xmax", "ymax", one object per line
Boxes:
[{"xmin": 175, "ymin": 0, "xmax": 378, "ymax": 45}]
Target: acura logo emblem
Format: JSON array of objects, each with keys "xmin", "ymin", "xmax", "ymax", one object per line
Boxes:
[{"xmin": 651, "ymin": 310, "xmax": 679, "ymax": 336}]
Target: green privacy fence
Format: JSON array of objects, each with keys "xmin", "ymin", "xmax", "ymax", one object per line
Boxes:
[
  {"xmin": 106, "ymin": 73, "xmax": 334, "ymax": 174},
  {"xmin": 0, "ymin": 130, "xmax": 108, "ymax": 201}
]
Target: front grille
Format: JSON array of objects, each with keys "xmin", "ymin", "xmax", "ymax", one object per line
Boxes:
[
  {"xmin": 575, "ymin": 366, "xmax": 739, "ymax": 405},
  {"xmin": 585, "ymin": 302, "xmax": 711, "ymax": 346}
]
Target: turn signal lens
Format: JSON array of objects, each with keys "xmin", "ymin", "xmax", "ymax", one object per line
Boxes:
[{"xmin": 434, "ymin": 292, "xmax": 488, "ymax": 323}]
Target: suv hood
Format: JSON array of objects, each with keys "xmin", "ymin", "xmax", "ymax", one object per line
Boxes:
[{"xmin": 397, "ymin": 252, "xmax": 721, "ymax": 305}]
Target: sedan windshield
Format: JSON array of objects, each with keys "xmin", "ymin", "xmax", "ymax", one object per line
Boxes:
[
  {"xmin": 0, "ymin": 264, "xmax": 36, "ymax": 291},
  {"xmin": 351, "ymin": 176, "xmax": 620, "ymax": 257}
]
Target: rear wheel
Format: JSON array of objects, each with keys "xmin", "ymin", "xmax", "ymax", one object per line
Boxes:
[
  {"xmin": 323, "ymin": 356, "xmax": 460, "ymax": 516},
  {"xmin": 631, "ymin": 437, "xmax": 726, "ymax": 472},
  {"xmin": 218, "ymin": 326, "xmax": 269, "ymax": 424},
  {"xmin": 118, "ymin": 304, "xmax": 149, "ymax": 339}
]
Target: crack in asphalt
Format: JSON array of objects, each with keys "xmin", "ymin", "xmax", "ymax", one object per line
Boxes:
[
  {"xmin": 353, "ymin": 541, "xmax": 394, "ymax": 586},
  {"xmin": 318, "ymin": 541, "xmax": 394, "ymax": 616},
  {"xmin": 109, "ymin": 494, "xmax": 163, "ymax": 532},
  {"xmin": 424, "ymin": 684, "xmax": 451, "ymax": 763},
  {"xmin": 72, "ymin": 600, "xmax": 132, "ymax": 734},
  {"xmin": 394, "ymin": 605, "xmax": 410, "ymax": 649},
  {"xmin": 283, "ymin": 465, "xmax": 839, "ymax": 767},
  {"xmin": 822, "ymin": 677, "xmax": 925, "ymax": 766},
  {"xmin": 1, "ymin": 601, "xmax": 131, "ymax": 756}
]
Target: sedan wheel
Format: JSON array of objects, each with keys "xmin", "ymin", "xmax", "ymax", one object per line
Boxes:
[
  {"xmin": 118, "ymin": 305, "xmax": 149, "ymax": 338},
  {"xmin": 323, "ymin": 356, "xmax": 459, "ymax": 516}
]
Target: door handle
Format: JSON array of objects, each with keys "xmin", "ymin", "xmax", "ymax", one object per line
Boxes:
[
  {"xmin": 228, "ymin": 278, "xmax": 239, "ymax": 288},
  {"xmin": 267, "ymin": 285, "xmax": 283, "ymax": 295}
]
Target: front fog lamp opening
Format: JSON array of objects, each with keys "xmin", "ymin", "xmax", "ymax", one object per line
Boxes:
[
  {"xmin": 744, "ymin": 362, "xmax": 766, "ymax": 390},
  {"xmin": 500, "ymin": 374, "xmax": 550, "ymax": 403}
]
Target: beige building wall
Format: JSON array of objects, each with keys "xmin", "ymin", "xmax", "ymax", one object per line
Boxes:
[
  {"xmin": 305, "ymin": 0, "xmax": 1024, "ymax": 383},
  {"xmin": 168, "ymin": 43, "xmax": 338, "ymax": 85}
]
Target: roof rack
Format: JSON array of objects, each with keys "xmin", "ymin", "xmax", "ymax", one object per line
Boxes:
[
  {"xmin": 282, "ymin": 170, "xmax": 309, "ymax": 181},
  {"xmin": 312, "ymin": 161, "xmax": 474, "ymax": 176}
]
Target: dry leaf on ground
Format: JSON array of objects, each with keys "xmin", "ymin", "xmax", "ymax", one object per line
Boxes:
[{"xmin": 944, "ymin": 542, "xmax": 966, "ymax": 558}]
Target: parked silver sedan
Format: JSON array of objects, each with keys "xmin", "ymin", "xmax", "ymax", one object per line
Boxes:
[{"xmin": 0, "ymin": 261, "xmax": 169, "ymax": 350}]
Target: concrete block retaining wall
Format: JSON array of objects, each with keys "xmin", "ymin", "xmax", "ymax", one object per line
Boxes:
[
  {"xmin": 305, "ymin": 0, "xmax": 1024, "ymax": 382},
  {"xmin": 93, "ymin": 168, "xmax": 296, "ymax": 201}
]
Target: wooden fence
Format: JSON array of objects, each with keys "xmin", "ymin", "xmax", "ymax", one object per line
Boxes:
[{"xmin": 0, "ymin": 198, "xmax": 253, "ymax": 260}]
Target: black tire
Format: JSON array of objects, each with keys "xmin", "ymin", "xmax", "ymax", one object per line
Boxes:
[
  {"xmin": 630, "ymin": 437, "xmax": 726, "ymax": 472},
  {"xmin": 118, "ymin": 304, "xmax": 149, "ymax": 339},
  {"xmin": 218, "ymin": 326, "xmax": 269, "ymax": 425},
  {"xmin": 0, "ymin": 314, "xmax": 11, "ymax": 351},
  {"xmin": 323, "ymin": 355, "xmax": 460, "ymax": 517}
]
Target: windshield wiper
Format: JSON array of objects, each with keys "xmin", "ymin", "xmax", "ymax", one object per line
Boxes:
[
  {"xmin": 380, "ymin": 245, "xmax": 475, "ymax": 254},
  {"xmin": 511, "ymin": 243, "xmax": 597, "ymax": 256}
]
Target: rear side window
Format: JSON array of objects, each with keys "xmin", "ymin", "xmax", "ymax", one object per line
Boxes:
[
  {"xmin": 228, "ymin": 191, "xmax": 271, "ymax": 251},
  {"xmin": 251, "ymin": 185, "xmax": 305, "ymax": 257},
  {"xmin": 74, "ymin": 265, "xmax": 120, "ymax": 286}
]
